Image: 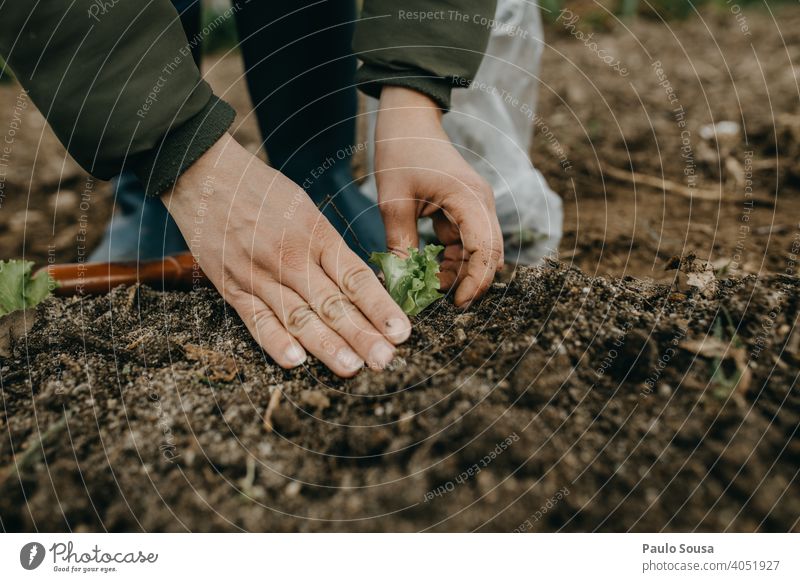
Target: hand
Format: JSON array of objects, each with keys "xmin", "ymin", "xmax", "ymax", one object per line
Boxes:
[
  {"xmin": 374, "ymin": 86, "xmax": 504, "ymax": 308},
  {"xmin": 163, "ymin": 133, "xmax": 411, "ymax": 377}
]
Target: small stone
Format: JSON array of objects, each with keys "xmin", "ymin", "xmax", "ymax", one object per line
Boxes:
[
  {"xmin": 285, "ymin": 481, "xmax": 302, "ymax": 497},
  {"xmin": 299, "ymin": 390, "xmax": 330, "ymax": 412},
  {"xmin": 0, "ymin": 309, "xmax": 37, "ymax": 358},
  {"xmin": 270, "ymin": 406, "xmax": 301, "ymax": 435},
  {"xmin": 454, "ymin": 313, "xmax": 475, "ymax": 327},
  {"xmin": 49, "ymin": 189, "xmax": 79, "ymax": 214}
]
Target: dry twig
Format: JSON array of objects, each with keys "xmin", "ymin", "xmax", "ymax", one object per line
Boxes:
[{"xmin": 263, "ymin": 387, "xmax": 284, "ymax": 433}]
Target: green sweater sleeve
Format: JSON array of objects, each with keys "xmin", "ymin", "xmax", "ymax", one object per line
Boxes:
[
  {"xmin": 353, "ymin": 0, "xmax": 497, "ymax": 110},
  {"xmin": 0, "ymin": 0, "xmax": 235, "ymax": 196}
]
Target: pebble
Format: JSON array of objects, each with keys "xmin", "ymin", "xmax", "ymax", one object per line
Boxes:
[
  {"xmin": 49, "ymin": 189, "xmax": 79, "ymax": 214},
  {"xmin": 285, "ymin": 481, "xmax": 302, "ymax": 497},
  {"xmin": 299, "ymin": 389, "xmax": 330, "ymax": 412}
]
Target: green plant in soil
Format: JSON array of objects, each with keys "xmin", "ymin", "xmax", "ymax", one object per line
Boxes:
[
  {"xmin": 709, "ymin": 312, "xmax": 745, "ymax": 399},
  {"xmin": 369, "ymin": 245, "xmax": 444, "ymax": 316},
  {"xmin": 0, "ymin": 260, "xmax": 57, "ymax": 316}
]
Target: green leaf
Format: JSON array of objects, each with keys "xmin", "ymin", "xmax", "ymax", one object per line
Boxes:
[
  {"xmin": 0, "ymin": 260, "xmax": 57, "ymax": 317},
  {"xmin": 370, "ymin": 245, "xmax": 444, "ymax": 316}
]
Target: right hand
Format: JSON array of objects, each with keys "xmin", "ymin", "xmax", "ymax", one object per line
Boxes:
[{"xmin": 163, "ymin": 133, "xmax": 411, "ymax": 377}]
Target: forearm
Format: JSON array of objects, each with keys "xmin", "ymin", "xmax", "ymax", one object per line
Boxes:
[
  {"xmin": 0, "ymin": 0, "xmax": 234, "ymax": 194},
  {"xmin": 376, "ymin": 86, "xmax": 442, "ymax": 145},
  {"xmin": 353, "ymin": 0, "xmax": 497, "ymax": 110}
]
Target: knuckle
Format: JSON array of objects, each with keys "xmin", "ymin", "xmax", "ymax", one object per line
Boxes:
[
  {"xmin": 252, "ymin": 308, "xmax": 276, "ymax": 329},
  {"xmin": 380, "ymin": 203, "xmax": 403, "ymax": 224},
  {"xmin": 285, "ymin": 304, "xmax": 316, "ymax": 334},
  {"xmin": 222, "ymin": 280, "xmax": 252, "ymax": 307},
  {"xmin": 486, "ymin": 246, "xmax": 503, "ymax": 267},
  {"xmin": 311, "ymin": 219, "xmax": 338, "ymax": 242},
  {"xmin": 463, "ymin": 175, "xmax": 493, "ymax": 198},
  {"xmin": 224, "ymin": 285, "xmax": 247, "ymax": 304},
  {"xmin": 317, "ymin": 292, "xmax": 352, "ymax": 324},
  {"xmin": 277, "ymin": 240, "xmax": 307, "ymax": 272},
  {"xmin": 340, "ymin": 265, "xmax": 373, "ymax": 297}
]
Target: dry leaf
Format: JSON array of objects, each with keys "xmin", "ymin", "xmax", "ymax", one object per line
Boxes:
[
  {"xmin": 183, "ymin": 343, "xmax": 239, "ymax": 383},
  {"xmin": 666, "ymin": 253, "xmax": 718, "ymax": 299},
  {"xmin": 679, "ymin": 337, "xmax": 729, "ymax": 359}
]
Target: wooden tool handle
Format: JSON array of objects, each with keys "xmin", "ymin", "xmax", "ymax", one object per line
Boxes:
[{"xmin": 41, "ymin": 253, "xmax": 209, "ymax": 296}]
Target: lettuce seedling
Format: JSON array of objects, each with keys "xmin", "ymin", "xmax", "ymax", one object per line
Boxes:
[
  {"xmin": 0, "ymin": 260, "xmax": 57, "ymax": 317},
  {"xmin": 370, "ymin": 245, "xmax": 444, "ymax": 316}
]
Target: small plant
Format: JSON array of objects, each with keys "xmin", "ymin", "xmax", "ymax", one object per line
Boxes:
[
  {"xmin": 0, "ymin": 260, "xmax": 57, "ymax": 316},
  {"xmin": 370, "ymin": 245, "xmax": 444, "ymax": 316},
  {"xmin": 708, "ymin": 311, "xmax": 749, "ymax": 399}
]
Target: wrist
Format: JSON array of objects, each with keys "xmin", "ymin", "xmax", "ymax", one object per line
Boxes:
[
  {"xmin": 376, "ymin": 87, "xmax": 446, "ymax": 145},
  {"xmin": 378, "ymin": 86, "xmax": 443, "ymax": 123},
  {"xmin": 163, "ymin": 132, "xmax": 237, "ymax": 212}
]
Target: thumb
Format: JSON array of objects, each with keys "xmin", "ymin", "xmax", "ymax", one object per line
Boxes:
[{"xmin": 380, "ymin": 194, "xmax": 419, "ymax": 257}]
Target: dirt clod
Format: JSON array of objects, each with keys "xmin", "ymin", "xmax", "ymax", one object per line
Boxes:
[{"xmin": 0, "ymin": 263, "xmax": 797, "ymax": 532}]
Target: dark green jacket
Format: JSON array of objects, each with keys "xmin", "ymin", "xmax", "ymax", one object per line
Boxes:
[{"xmin": 0, "ymin": 0, "xmax": 495, "ymax": 196}]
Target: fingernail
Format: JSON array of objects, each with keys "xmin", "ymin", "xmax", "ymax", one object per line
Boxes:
[
  {"xmin": 369, "ymin": 342, "xmax": 395, "ymax": 369},
  {"xmin": 385, "ymin": 318, "xmax": 411, "ymax": 343},
  {"xmin": 336, "ymin": 347, "xmax": 364, "ymax": 372},
  {"xmin": 285, "ymin": 345, "xmax": 306, "ymax": 367}
]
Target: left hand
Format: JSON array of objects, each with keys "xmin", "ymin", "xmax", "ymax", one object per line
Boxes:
[{"xmin": 374, "ymin": 86, "xmax": 504, "ymax": 308}]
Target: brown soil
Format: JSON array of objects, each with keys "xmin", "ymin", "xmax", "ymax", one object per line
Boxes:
[
  {"xmin": 1, "ymin": 5, "xmax": 800, "ymax": 532},
  {"xmin": 1, "ymin": 263, "xmax": 799, "ymax": 532}
]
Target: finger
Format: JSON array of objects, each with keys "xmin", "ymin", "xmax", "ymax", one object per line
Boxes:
[
  {"xmin": 436, "ymin": 207, "xmax": 503, "ymax": 274},
  {"xmin": 453, "ymin": 207, "xmax": 504, "ymax": 307},
  {"xmin": 380, "ymin": 195, "xmax": 419, "ymax": 257},
  {"xmin": 432, "ymin": 210, "xmax": 461, "ymax": 246},
  {"xmin": 320, "ymin": 244, "xmax": 411, "ymax": 345},
  {"xmin": 439, "ymin": 257, "xmax": 468, "ymax": 291},
  {"xmin": 435, "ymin": 234, "xmax": 469, "ymax": 290},
  {"xmin": 454, "ymin": 245, "xmax": 501, "ymax": 307},
  {"xmin": 438, "ymin": 269, "xmax": 458, "ymax": 292},
  {"xmin": 300, "ymin": 263, "xmax": 398, "ymax": 370},
  {"xmin": 259, "ymin": 280, "xmax": 365, "ymax": 377},
  {"xmin": 442, "ymin": 244, "xmax": 468, "ymax": 262},
  {"xmin": 228, "ymin": 292, "xmax": 306, "ymax": 369},
  {"xmin": 462, "ymin": 184, "xmax": 504, "ymax": 267}
]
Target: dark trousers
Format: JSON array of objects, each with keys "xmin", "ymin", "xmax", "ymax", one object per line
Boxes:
[{"xmin": 95, "ymin": 0, "xmax": 384, "ymax": 262}]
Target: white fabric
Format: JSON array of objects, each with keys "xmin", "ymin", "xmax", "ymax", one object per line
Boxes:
[{"xmin": 361, "ymin": 0, "xmax": 563, "ymax": 265}]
